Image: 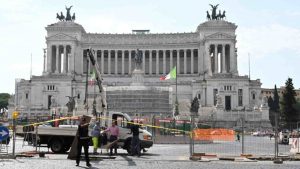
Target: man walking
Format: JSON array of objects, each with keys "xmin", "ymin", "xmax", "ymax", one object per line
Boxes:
[
  {"xmin": 76, "ymin": 117, "xmax": 91, "ymax": 167},
  {"xmin": 104, "ymin": 121, "xmax": 119, "ymax": 155},
  {"xmin": 129, "ymin": 120, "xmax": 141, "ymax": 156}
]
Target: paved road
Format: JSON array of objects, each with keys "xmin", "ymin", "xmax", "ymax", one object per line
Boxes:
[{"xmin": 0, "ymin": 137, "xmax": 298, "ymax": 169}]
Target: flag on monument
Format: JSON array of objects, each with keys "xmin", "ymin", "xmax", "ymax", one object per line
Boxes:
[
  {"xmin": 88, "ymin": 69, "xmax": 96, "ymax": 86},
  {"xmin": 160, "ymin": 67, "xmax": 176, "ymax": 80}
]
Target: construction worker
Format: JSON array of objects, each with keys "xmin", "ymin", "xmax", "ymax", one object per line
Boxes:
[
  {"xmin": 76, "ymin": 117, "xmax": 91, "ymax": 167},
  {"xmin": 91, "ymin": 122, "xmax": 101, "ymax": 154},
  {"xmin": 104, "ymin": 120, "xmax": 119, "ymax": 155}
]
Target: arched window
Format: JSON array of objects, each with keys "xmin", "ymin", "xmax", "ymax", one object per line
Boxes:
[{"xmin": 251, "ymin": 91, "xmax": 257, "ymax": 100}]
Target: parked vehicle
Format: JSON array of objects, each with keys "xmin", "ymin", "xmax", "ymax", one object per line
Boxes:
[
  {"xmin": 279, "ymin": 131, "xmax": 290, "ymax": 145},
  {"xmin": 17, "ymin": 111, "xmax": 153, "ymax": 154}
]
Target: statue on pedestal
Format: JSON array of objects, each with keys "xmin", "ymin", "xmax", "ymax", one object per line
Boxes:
[
  {"xmin": 134, "ymin": 49, "xmax": 142, "ymax": 70},
  {"xmin": 216, "ymin": 94, "xmax": 223, "ymax": 108},
  {"xmin": 66, "ymin": 96, "xmax": 76, "ymax": 113},
  {"xmin": 50, "ymin": 96, "xmax": 57, "ymax": 108}
]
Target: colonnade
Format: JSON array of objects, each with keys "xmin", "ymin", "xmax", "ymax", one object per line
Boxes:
[
  {"xmin": 207, "ymin": 43, "xmax": 236, "ymax": 74},
  {"xmin": 46, "ymin": 44, "xmax": 74, "ymax": 74},
  {"xmin": 84, "ymin": 49, "xmax": 200, "ymax": 75}
]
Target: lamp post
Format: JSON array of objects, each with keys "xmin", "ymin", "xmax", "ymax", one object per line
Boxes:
[{"xmin": 71, "ymin": 77, "xmax": 76, "ymax": 117}]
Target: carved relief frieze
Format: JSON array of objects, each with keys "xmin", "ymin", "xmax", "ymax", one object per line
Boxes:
[
  {"xmin": 81, "ymin": 33, "xmax": 200, "ymax": 45},
  {"xmin": 205, "ymin": 32, "xmax": 235, "ymax": 40},
  {"xmin": 46, "ymin": 33, "xmax": 77, "ymax": 41}
]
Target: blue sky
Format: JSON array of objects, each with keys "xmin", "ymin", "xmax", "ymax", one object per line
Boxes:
[{"xmin": 0, "ymin": 0, "xmax": 299, "ymax": 94}]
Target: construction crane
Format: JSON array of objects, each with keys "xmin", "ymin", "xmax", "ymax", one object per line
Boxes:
[{"xmin": 85, "ymin": 48, "xmax": 107, "ymax": 115}]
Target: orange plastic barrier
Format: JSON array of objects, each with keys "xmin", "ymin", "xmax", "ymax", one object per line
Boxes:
[{"xmin": 193, "ymin": 129, "xmax": 235, "ymax": 141}]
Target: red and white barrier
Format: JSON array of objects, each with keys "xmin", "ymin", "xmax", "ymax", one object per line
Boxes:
[{"xmin": 290, "ymin": 138, "xmax": 300, "ymax": 154}]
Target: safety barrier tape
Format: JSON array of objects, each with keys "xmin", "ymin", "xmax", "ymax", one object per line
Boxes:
[{"xmin": 20, "ymin": 115, "xmax": 192, "ymax": 135}]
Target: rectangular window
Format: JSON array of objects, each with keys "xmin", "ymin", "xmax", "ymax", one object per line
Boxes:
[
  {"xmin": 26, "ymin": 93, "xmax": 29, "ymax": 99},
  {"xmin": 48, "ymin": 95, "xmax": 52, "ymax": 109},
  {"xmin": 224, "ymin": 85, "xmax": 232, "ymax": 91},
  {"xmin": 47, "ymin": 85, "xmax": 55, "ymax": 91},
  {"xmin": 197, "ymin": 93, "xmax": 201, "ymax": 100},
  {"xmin": 238, "ymin": 89, "xmax": 243, "ymax": 106}
]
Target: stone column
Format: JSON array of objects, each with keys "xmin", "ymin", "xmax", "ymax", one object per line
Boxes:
[
  {"xmin": 222, "ymin": 44, "xmax": 226, "ymax": 73},
  {"xmin": 229, "ymin": 44, "xmax": 234, "ymax": 73},
  {"xmin": 230, "ymin": 44, "xmax": 237, "ymax": 74},
  {"xmin": 177, "ymin": 50, "xmax": 180, "ymax": 74},
  {"xmin": 43, "ymin": 48, "xmax": 46, "ymax": 74},
  {"xmin": 115, "ymin": 50, "xmax": 118, "ymax": 75},
  {"xmin": 122, "ymin": 50, "xmax": 125, "ymax": 74},
  {"xmin": 63, "ymin": 45, "xmax": 67, "ymax": 73},
  {"xmin": 46, "ymin": 45, "xmax": 52, "ymax": 73},
  {"xmin": 142, "ymin": 50, "xmax": 145, "ymax": 72},
  {"xmin": 170, "ymin": 50, "xmax": 173, "ymax": 71},
  {"xmin": 205, "ymin": 44, "xmax": 212, "ymax": 76},
  {"xmin": 191, "ymin": 49, "xmax": 194, "ymax": 74},
  {"xmin": 214, "ymin": 45, "xmax": 218, "ymax": 73},
  {"xmin": 67, "ymin": 47, "xmax": 70, "ymax": 74},
  {"xmin": 149, "ymin": 50, "xmax": 152, "ymax": 74},
  {"xmin": 156, "ymin": 50, "xmax": 159, "ymax": 75},
  {"xmin": 71, "ymin": 45, "xmax": 75, "ymax": 74},
  {"xmin": 101, "ymin": 50, "xmax": 104, "ymax": 74},
  {"xmin": 108, "ymin": 50, "xmax": 111, "ymax": 74},
  {"xmin": 55, "ymin": 45, "xmax": 59, "ymax": 73},
  {"xmin": 129, "ymin": 50, "xmax": 132, "ymax": 74},
  {"xmin": 163, "ymin": 50, "xmax": 166, "ymax": 74},
  {"xmin": 184, "ymin": 49, "xmax": 187, "ymax": 74},
  {"xmin": 198, "ymin": 48, "xmax": 202, "ymax": 74}
]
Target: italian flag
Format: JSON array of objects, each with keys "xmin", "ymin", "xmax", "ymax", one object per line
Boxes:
[
  {"xmin": 88, "ymin": 69, "xmax": 96, "ymax": 86},
  {"xmin": 160, "ymin": 67, "xmax": 176, "ymax": 80}
]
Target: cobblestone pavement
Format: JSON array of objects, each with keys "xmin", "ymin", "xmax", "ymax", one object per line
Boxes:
[{"xmin": 0, "ymin": 137, "xmax": 299, "ymax": 169}]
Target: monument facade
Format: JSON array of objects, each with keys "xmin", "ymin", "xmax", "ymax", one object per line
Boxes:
[{"xmin": 12, "ymin": 5, "xmax": 269, "ymax": 125}]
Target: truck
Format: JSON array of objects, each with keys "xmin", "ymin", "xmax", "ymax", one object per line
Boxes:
[
  {"xmin": 17, "ymin": 111, "xmax": 153, "ymax": 154},
  {"xmin": 17, "ymin": 48, "xmax": 153, "ymax": 153}
]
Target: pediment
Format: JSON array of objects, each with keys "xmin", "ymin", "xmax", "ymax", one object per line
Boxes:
[
  {"xmin": 47, "ymin": 33, "xmax": 77, "ymax": 41},
  {"xmin": 206, "ymin": 32, "xmax": 235, "ymax": 40}
]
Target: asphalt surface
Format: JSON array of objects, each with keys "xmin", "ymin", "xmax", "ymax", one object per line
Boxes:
[{"xmin": 0, "ymin": 136, "xmax": 298, "ymax": 169}]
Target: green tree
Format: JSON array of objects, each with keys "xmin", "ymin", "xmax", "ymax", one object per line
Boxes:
[
  {"xmin": 295, "ymin": 99, "xmax": 300, "ymax": 114},
  {"xmin": 273, "ymin": 85, "xmax": 280, "ymax": 112},
  {"xmin": 268, "ymin": 96, "xmax": 275, "ymax": 126},
  {"xmin": 268, "ymin": 85, "xmax": 280, "ymax": 127},
  {"xmin": 280, "ymin": 78, "xmax": 297, "ymax": 126},
  {"xmin": 0, "ymin": 93, "xmax": 10, "ymax": 111}
]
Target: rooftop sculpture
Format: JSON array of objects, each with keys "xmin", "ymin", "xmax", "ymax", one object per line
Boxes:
[
  {"xmin": 56, "ymin": 5, "xmax": 76, "ymax": 21},
  {"xmin": 206, "ymin": 4, "xmax": 226, "ymax": 21}
]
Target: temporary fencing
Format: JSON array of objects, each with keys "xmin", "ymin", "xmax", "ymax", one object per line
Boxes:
[
  {"xmin": 11, "ymin": 114, "xmax": 295, "ymax": 158},
  {"xmin": 190, "ymin": 119, "xmax": 291, "ymax": 157}
]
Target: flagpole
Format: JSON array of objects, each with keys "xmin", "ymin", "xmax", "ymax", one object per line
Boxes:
[
  {"xmin": 176, "ymin": 66, "xmax": 177, "ymax": 101},
  {"xmin": 175, "ymin": 57, "xmax": 178, "ymax": 117}
]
